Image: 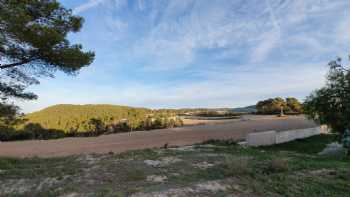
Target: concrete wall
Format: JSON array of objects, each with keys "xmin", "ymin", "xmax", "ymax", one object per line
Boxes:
[
  {"xmin": 320, "ymin": 125, "xmax": 331, "ymax": 134},
  {"xmin": 246, "ymin": 130, "xmax": 276, "ymax": 147},
  {"xmin": 246, "ymin": 125, "xmax": 328, "ymax": 147}
]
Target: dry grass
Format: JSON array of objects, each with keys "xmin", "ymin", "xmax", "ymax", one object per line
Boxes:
[{"xmin": 266, "ymin": 159, "xmax": 289, "ymax": 173}]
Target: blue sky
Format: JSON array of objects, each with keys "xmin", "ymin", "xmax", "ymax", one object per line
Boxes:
[{"xmin": 19, "ymin": 0, "xmax": 350, "ymax": 112}]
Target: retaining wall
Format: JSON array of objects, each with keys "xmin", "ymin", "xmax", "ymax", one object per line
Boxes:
[{"xmin": 246, "ymin": 125, "xmax": 329, "ymax": 147}]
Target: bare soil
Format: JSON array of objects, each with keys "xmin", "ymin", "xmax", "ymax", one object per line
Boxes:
[{"xmin": 0, "ymin": 115, "xmax": 316, "ymax": 158}]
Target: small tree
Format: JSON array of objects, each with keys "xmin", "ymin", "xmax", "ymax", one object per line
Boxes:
[
  {"xmin": 286, "ymin": 97, "xmax": 303, "ymax": 113},
  {"xmin": 304, "ymin": 57, "xmax": 350, "ymax": 135},
  {"xmin": 88, "ymin": 118, "xmax": 105, "ymax": 135},
  {"xmin": 256, "ymin": 97, "xmax": 287, "ymax": 114}
]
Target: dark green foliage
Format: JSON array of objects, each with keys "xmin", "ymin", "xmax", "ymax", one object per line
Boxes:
[
  {"xmin": 256, "ymin": 97, "xmax": 302, "ymax": 114},
  {"xmin": 0, "ymin": 83, "xmax": 37, "ymax": 128},
  {"xmin": 304, "ymin": 57, "xmax": 350, "ymax": 134},
  {"xmin": 21, "ymin": 105, "xmax": 182, "ymax": 133},
  {"xmin": 0, "ymin": 82, "xmax": 37, "ymax": 100},
  {"xmin": 0, "ymin": 104, "xmax": 184, "ymax": 141},
  {"xmin": 0, "ymin": 102, "xmax": 28, "ymax": 141},
  {"xmin": 0, "ymin": 0, "xmax": 94, "ymax": 128},
  {"xmin": 342, "ymin": 130, "xmax": 350, "ymax": 149},
  {"xmin": 256, "ymin": 97, "xmax": 286, "ymax": 114},
  {"xmin": 0, "ymin": 105, "xmax": 184, "ymax": 141},
  {"xmin": 0, "ymin": 123, "xmax": 65, "ymax": 141},
  {"xmin": 0, "ymin": 102, "xmax": 21, "ymax": 125},
  {"xmin": 286, "ymin": 97, "xmax": 303, "ymax": 113},
  {"xmin": 0, "ymin": 0, "xmax": 94, "ymax": 72}
]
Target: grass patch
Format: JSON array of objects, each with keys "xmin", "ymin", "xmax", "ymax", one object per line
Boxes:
[
  {"xmin": 0, "ymin": 134, "xmax": 349, "ymax": 196},
  {"xmin": 0, "ymin": 156, "xmax": 84, "ymax": 180},
  {"xmin": 261, "ymin": 134, "xmax": 340, "ymax": 154}
]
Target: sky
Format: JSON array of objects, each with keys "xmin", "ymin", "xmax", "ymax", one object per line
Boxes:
[{"xmin": 19, "ymin": 0, "xmax": 350, "ymax": 113}]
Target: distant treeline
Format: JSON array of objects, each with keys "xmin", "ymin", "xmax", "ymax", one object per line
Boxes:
[
  {"xmin": 183, "ymin": 111, "xmax": 241, "ymax": 118},
  {"xmin": 256, "ymin": 97, "xmax": 303, "ymax": 115},
  {"xmin": 1, "ymin": 104, "xmax": 183, "ymax": 141}
]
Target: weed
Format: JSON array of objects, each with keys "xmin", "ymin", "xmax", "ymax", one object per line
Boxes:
[
  {"xmin": 221, "ymin": 155, "xmax": 251, "ymax": 176},
  {"xmin": 265, "ymin": 159, "xmax": 289, "ymax": 173}
]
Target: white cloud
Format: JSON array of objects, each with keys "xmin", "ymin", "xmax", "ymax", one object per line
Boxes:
[
  {"xmin": 250, "ymin": 31, "xmax": 281, "ymax": 63},
  {"xmin": 17, "ymin": 0, "xmax": 350, "ymax": 112},
  {"xmin": 73, "ymin": 0, "xmax": 105, "ymax": 14},
  {"xmin": 132, "ymin": 1, "xmax": 267, "ymax": 70},
  {"xmin": 132, "ymin": 0, "xmax": 350, "ymax": 69},
  {"xmin": 73, "ymin": 0, "xmax": 126, "ymax": 14},
  {"xmin": 18, "ymin": 62, "xmax": 327, "ymax": 112}
]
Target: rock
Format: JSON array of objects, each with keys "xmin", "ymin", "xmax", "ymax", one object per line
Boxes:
[
  {"xmin": 144, "ymin": 160, "xmax": 161, "ymax": 167},
  {"xmin": 192, "ymin": 161, "xmax": 214, "ymax": 169},
  {"xmin": 238, "ymin": 141, "xmax": 248, "ymax": 147},
  {"xmin": 318, "ymin": 142, "xmax": 348, "ymax": 158},
  {"xmin": 146, "ymin": 175, "xmax": 167, "ymax": 182},
  {"xmin": 195, "ymin": 180, "xmax": 228, "ymax": 192},
  {"xmin": 144, "ymin": 157, "xmax": 182, "ymax": 167}
]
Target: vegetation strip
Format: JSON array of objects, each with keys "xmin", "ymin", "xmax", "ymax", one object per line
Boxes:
[{"xmin": 0, "ymin": 134, "xmax": 348, "ymax": 196}]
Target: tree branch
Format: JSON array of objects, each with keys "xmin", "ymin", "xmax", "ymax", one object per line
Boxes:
[
  {"xmin": 0, "ymin": 59, "xmax": 32, "ymax": 69},
  {"xmin": 340, "ymin": 66, "xmax": 350, "ymax": 72}
]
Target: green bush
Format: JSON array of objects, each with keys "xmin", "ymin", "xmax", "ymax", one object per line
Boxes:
[
  {"xmin": 304, "ymin": 57, "xmax": 350, "ymax": 135},
  {"xmin": 256, "ymin": 97, "xmax": 302, "ymax": 115},
  {"xmin": 0, "ymin": 123, "xmax": 66, "ymax": 141},
  {"xmin": 0, "ymin": 126, "xmax": 17, "ymax": 141}
]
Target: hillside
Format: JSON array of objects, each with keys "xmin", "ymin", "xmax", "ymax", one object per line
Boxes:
[
  {"xmin": 22, "ymin": 104, "xmax": 156, "ymax": 133},
  {"xmin": 232, "ymin": 105, "xmax": 257, "ymax": 113}
]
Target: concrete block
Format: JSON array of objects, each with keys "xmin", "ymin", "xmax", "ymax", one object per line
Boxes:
[
  {"xmin": 307, "ymin": 127, "xmax": 320, "ymax": 137},
  {"xmin": 276, "ymin": 130, "xmax": 297, "ymax": 144},
  {"xmin": 295, "ymin": 129, "xmax": 308, "ymax": 139},
  {"xmin": 320, "ymin": 125, "xmax": 331, "ymax": 134},
  {"xmin": 247, "ymin": 130, "xmax": 276, "ymax": 147},
  {"xmin": 294, "ymin": 128, "xmax": 319, "ymax": 139},
  {"xmin": 246, "ymin": 126, "xmax": 323, "ymax": 147}
]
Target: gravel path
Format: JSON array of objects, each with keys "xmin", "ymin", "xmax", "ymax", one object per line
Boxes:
[{"xmin": 0, "ymin": 116, "xmax": 317, "ymax": 158}]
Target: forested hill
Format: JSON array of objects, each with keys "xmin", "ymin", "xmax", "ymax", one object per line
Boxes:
[{"xmin": 22, "ymin": 104, "xmax": 155, "ymax": 133}]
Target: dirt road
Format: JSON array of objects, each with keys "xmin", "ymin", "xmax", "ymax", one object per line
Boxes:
[{"xmin": 0, "ymin": 116, "xmax": 316, "ymax": 158}]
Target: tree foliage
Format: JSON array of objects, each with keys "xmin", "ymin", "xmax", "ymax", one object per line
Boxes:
[
  {"xmin": 286, "ymin": 97, "xmax": 302, "ymax": 113},
  {"xmin": 304, "ymin": 57, "xmax": 350, "ymax": 134},
  {"xmin": 20, "ymin": 104, "xmax": 183, "ymax": 134},
  {"xmin": 0, "ymin": 0, "xmax": 94, "ymax": 126},
  {"xmin": 256, "ymin": 97, "xmax": 302, "ymax": 114},
  {"xmin": 0, "ymin": 0, "xmax": 94, "ymax": 72}
]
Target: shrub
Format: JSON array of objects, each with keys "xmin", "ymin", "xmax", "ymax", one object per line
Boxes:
[
  {"xmin": 222, "ymin": 156, "xmax": 250, "ymax": 176},
  {"xmin": 0, "ymin": 126, "xmax": 17, "ymax": 141},
  {"xmin": 0, "ymin": 123, "xmax": 66, "ymax": 141},
  {"xmin": 256, "ymin": 97, "xmax": 302, "ymax": 115},
  {"xmin": 265, "ymin": 159, "xmax": 289, "ymax": 173},
  {"xmin": 304, "ymin": 57, "xmax": 350, "ymax": 135},
  {"xmin": 342, "ymin": 129, "xmax": 350, "ymax": 151}
]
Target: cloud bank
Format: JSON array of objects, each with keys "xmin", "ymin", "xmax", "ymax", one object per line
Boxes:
[{"xmin": 19, "ymin": 0, "xmax": 350, "ymax": 112}]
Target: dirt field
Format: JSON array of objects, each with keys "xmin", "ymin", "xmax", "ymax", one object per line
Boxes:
[
  {"xmin": 0, "ymin": 116, "xmax": 316, "ymax": 158},
  {"xmin": 181, "ymin": 114, "xmax": 293, "ymax": 126}
]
